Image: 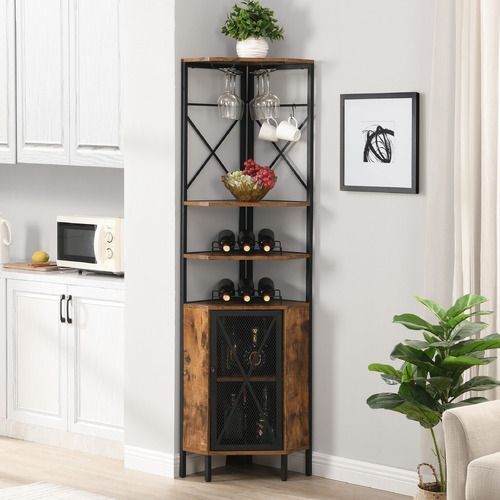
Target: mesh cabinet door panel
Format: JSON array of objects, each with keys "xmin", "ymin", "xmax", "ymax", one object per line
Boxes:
[{"xmin": 211, "ymin": 310, "xmax": 283, "ymax": 451}]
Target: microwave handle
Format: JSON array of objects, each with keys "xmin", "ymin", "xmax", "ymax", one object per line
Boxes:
[{"xmin": 94, "ymin": 225, "xmax": 105, "ymax": 264}]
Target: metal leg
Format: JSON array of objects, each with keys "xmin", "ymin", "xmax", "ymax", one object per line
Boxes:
[
  {"xmin": 179, "ymin": 450, "xmax": 187, "ymax": 478},
  {"xmin": 205, "ymin": 456, "xmax": 212, "ymax": 482},
  {"xmin": 281, "ymin": 454, "xmax": 288, "ymax": 481},
  {"xmin": 305, "ymin": 449, "xmax": 312, "ymax": 476}
]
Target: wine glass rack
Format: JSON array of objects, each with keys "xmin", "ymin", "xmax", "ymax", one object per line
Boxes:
[{"xmin": 179, "ymin": 57, "xmax": 314, "ymax": 482}]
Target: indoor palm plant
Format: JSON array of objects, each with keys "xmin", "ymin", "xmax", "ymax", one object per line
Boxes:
[
  {"xmin": 221, "ymin": 1, "xmax": 284, "ymax": 58},
  {"xmin": 367, "ymin": 294, "xmax": 500, "ymax": 496}
]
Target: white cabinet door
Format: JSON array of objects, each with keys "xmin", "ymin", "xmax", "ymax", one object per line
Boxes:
[
  {"xmin": 16, "ymin": 0, "xmax": 70, "ymax": 164},
  {"xmin": 7, "ymin": 280, "xmax": 68, "ymax": 429},
  {"xmin": 0, "ymin": 0, "xmax": 15, "ymax": 163},
  {"xmin": 67, "ymin": 286, "xmax": 124, "ymax": 440},
  {"xmin": 69, "ymin": 0, "xmax": 123, "ymax": 168}
]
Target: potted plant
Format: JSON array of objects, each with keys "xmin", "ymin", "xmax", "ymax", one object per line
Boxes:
[
  {"xmin": 367, "ymin": 294, "xmax": 500, "ymax": 497},
  {"xmin": 221, "ymin": 1, "xmax": 284, "ymax": 58}
]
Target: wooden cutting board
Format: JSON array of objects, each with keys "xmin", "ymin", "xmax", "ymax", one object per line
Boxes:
[{"xmin": 2, "ymin": 261, "xmax": 62, "ymax": 272}]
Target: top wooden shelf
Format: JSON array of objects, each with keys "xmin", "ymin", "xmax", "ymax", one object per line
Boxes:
[
  {"xmin": 182, "ymin": 57, "xmax": 314, "ymax": 65},
  {"xmin": 184, "ymin": 200, "xmax": 309, "ymax": 207}
]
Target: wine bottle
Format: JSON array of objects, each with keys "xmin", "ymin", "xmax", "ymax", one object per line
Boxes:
[
  {"xmin": 238, "ymin": 229, "xmax": 255, "ymax": 253},
  {"xmin": 238, "ymin": 278, "xmax": 254, "ymax": 303},
  {"xmin": 258, "ymin": 277, "xmax": 275, "ymax": 303},
  {"xmin": 256, "ymin": 385, "xmax": 274, "ymax": 444},
  {"xmin": 225, "ymin": 324, "xmax": 238, "ymax": 373},
  {"xmin": 242, "ymin": 386, "xmax": 248, "ymax": 443},
  {"xmin": 258, "ymin": 228, "xmax": 275, "ymax": 253},
  {"xmin": 224, "ymin": 393, "xmax": 243, "ymax": 441},
  {"xmin": 243, "ymin": 327, "xmax": 266, "ymax": 371},
  {"xmin": 218, "ymin": 229, "xmax": 236, "ymax": 253},
  {"xmin": 217, "ymin": 278, "xmax": 235, "ymax": 302}
]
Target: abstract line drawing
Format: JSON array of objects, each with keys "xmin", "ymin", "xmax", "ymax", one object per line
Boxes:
[{"xmin": 363, "ymin": 125, "xmax": 394, "ymax": 163}]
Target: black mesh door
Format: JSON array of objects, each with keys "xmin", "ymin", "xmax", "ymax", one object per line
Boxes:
[{"xmin": 210, "ymin": 310, "xmax": 283, "ymax": 451}]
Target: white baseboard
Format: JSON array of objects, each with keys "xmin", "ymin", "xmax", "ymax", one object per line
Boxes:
[
  {"xmin": 255, "ymin": 452, "xmax": 418, "ymax": 497},
  {"xmin": 123, "ymin": 446, "xmax": 224, "ymax": 478},
  {"xmin": 124, "ymin": 446, "xmax": 417, "ymax": 496},
  {"xmin": 124, "ymin": 445, "xmax": 175, "ymax": 478}
]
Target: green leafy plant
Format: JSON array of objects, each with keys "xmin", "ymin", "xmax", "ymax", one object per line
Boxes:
[
  {"xmin": 221, "ymin": 1, "xmax": 284, "ymax": 41},
  {"xmin": 367, "ymin": 294, "xmax": 500, "ymax": 493}
]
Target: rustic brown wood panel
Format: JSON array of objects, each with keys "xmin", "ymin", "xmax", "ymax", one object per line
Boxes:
[
  {"xmin": 184, "ymin": 200, "xmax": 310, "ymax": 207},
  {"xmin": 283, "ymin": 303, "xmax": 310, "ymax": 451},
  {"xmin": 185, "ymin": 300, "xmax": 305, "ymax": 311},
  {"xmin": 182, "ymin": 57, "xmax": 314, "ymax": 64},
  {"xmin": 184, "ymin": 251, "xmax": 310, "ymax": 261},
  {"xmin": 183, "ymin": 306, "xmax": 210, "ymax": 454}
]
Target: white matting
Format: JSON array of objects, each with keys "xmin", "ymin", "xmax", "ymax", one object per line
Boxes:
[{"xmin": 0, "ymin": 483, "xmax": 114, "ymax": 500}]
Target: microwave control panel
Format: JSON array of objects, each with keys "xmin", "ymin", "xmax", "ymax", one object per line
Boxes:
[{"xmin": 104, "ymin": 226, "xmax": 116, "ymax": 259}]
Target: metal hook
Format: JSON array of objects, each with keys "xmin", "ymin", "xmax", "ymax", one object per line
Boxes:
[{"xmin": 292, "ymin": 105, "xmax": 296, "ymax": 118}]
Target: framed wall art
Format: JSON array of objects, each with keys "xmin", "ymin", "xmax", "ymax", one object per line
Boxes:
[{"xmin": 340, "ymin": 92, "xmax": 419, "ymax": 193}]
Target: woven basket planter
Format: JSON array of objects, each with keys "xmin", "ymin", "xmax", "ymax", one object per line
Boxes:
[{"xmin": 414, "ymin": 464, "xmax": 446, "ymax": 500}]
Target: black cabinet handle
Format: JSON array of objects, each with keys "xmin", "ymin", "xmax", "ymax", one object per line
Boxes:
[
  {"xmin": 60, "ymin": 294, "xmax": 66, "ymax": 323},
  {"xmin": 66, "ymin": 295, "xmax": 73, "ymax": 324}
]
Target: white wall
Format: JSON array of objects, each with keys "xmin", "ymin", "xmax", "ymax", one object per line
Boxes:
[
  {"xmin": 0, "ymin": 164, "xmax": 123, "ymax": 260},
  {"xmin": 175, "ymin": 0, "xmax": 436, "ymax": 474},
  {"xmin": 122, "ymin": 0, "xmax": 178, "ymax": 466}
]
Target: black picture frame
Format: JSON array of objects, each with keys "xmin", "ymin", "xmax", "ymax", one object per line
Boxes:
[{"xmin": 340, "ymin": 92, "xmax": 419, "ymax": 194}]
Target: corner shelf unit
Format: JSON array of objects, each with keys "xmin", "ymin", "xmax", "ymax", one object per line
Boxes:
[{"xmin": 179, "ymin": 57, "xmax": 314, "ymax": 482}]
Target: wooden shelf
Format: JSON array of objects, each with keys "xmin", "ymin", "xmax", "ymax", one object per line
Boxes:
[
  {"xmin": 184, "ymin": 251, "xmax": 309, "ymax": 261},
  {"xmin": 182, "ymin": 57, "xmax": 314, "ymax": 64},
  {"xmin": 216, "ymin": 376, "xmax": 276, "ymax": 383},
  {"xmin": 184, "ymin": 200, "xmax": 309, "ymax": 207},
  {"xmin": 184, "ymin": 300, "xmax": 309, "ymax": 311}
]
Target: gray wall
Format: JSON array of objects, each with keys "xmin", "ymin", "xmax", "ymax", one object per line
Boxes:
[
  {"xmin": 176, "ymin": 0, "xmax": 435, "ymax": 471},
  {"xmin": 0, "ymin": 164, "xmax": 123, "ymax": 261},
  {"xmin": 122, "ymin": 0, "xmax": 178, "ymax": 459}
]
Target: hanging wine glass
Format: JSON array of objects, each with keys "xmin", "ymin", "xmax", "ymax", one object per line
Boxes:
[
  {"xmin": 218, "ymin": 71, "xmax": 243, "ymax": 121},
  {"xmin": 259, "ymin": 71, "xmax": 280, "ymax": 120},
  {"xmin": 252, "ymin": 73, "xmax": 266, "ymax": 120},
  {"xmin": 250, "ymin": 73, "xmax": 265, "ymax": 120},
  {"xmin": 230, "ymin": 73, "xmax": 244, "ymax": 120}
]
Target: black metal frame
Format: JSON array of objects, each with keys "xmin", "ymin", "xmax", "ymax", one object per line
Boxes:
[
  {"xmin": 210, "ymin": 310, "xmax": 283, "ymax": 451},
  {"xmin": 179, "ymin": 59, "xmax": 314, "ymax": 481},
  {"xmin": 340, "ymin": 92, "xmax": 419, "ymax": 194}
]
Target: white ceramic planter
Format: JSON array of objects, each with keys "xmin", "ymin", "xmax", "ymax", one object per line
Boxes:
[{"xmin": 236, "ymin": 37, "xmax": 269, "ymax": 58}]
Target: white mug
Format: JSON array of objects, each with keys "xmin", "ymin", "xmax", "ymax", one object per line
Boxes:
[
  {"xmin": 276, "ymin": 116, "xmax": 301, "ymax": 142},
  {"xmin": 258, "ymin": 117, "xmax": 278, "ymax": 142},
  {"xmin": 0, "ymin": 217, "xmax": 12, "ymax": 264}
]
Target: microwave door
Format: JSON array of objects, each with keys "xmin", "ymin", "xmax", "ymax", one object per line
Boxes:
[{"xmin": 57, "ymin": 223, "xmax": 98, "ymax": 264}]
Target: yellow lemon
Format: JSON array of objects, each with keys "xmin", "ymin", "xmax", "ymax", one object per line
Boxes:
[{"xmin": 32, "ymin": 251, "xmax": 49, "ymax": 264}]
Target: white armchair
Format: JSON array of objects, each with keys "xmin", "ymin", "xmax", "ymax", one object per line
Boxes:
[{"xmin": 443, "ymin": 400, "xmax": 500, "ymax": 500}]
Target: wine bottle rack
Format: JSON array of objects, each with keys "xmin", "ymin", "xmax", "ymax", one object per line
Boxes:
[{"xmin": 179, "ymin": 57, "xmax": 314, "ymax": 482}]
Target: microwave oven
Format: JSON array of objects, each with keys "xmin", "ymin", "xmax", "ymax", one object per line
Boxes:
[{"xmin": 57, "ymin": 216, "xmax": 124, "ymax": 274}]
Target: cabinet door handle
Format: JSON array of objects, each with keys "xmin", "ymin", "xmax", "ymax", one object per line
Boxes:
[
  {"xmin": 66, "ymin": 295, "xmax": 73, "ymax": 324},
  {"xmin": 60, "ymin": 294, "xmax": 66, "ymax": 323}
]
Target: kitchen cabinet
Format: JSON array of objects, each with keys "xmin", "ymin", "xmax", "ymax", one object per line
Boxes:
[
  {"xmin": 6, "ymin": 279, "xmax": 124, "ymax": 441},
  {"xmin": 16, "ymin": 0, "xmax": 70, "ymax": 165},
  {"xmin": 0, "ymin": 0, "xmax": 16, "ymax": 163},
  {"xmin": 13, "ymin": 0, "xmax": 122, "ymax": 168},
  {"xmin": 7, "ymin": 280, "xmax": 68, "ymax": 429},
  {"xmin": 67, "ymin": 285, "xmax": 124, "ymax": 441},
  {"xmin": 69, "ymin": 0, "xmax": 123, "ymax": 167}
]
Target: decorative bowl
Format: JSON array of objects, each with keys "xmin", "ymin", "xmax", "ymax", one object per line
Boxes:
[{"xmin": 222, "ymin": 175, "xmax": 271, "ymax": 201}]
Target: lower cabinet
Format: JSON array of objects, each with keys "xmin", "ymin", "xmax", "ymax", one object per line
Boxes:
[
  {"xmin": 182, "ymin": 302, "xmax": 310, "ymax": 464},
  {"xmin": 7, "ymin": 279, "xmax": 124, "ymax": 441}
]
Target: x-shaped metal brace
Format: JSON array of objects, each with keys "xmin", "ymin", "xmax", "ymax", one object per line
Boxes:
[{"xmin": 187, "ymin": 117, "xmax": 236, "ymax": 188}]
